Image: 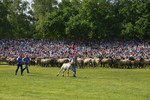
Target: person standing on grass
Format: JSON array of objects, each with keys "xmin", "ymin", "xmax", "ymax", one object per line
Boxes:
[
  {"xmin": 70, "ymin": 55, "xmax": 77, "ymax": 77},
  {"xmin": 15, "ymin": 55, "xmax": 23, "ymax": 75},
  {"xmin": 23, "ymin": 55, "xmax": 30, "ymax": 73}
]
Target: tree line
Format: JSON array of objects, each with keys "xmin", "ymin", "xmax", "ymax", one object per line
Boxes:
[{"xmin": 0, "ymin": 0, "xmax": 150, "ymax": 39}]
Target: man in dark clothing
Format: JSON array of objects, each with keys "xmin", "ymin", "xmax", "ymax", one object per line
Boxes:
[
  {"xmin": 23, "ymin": 55, "xmax": 30, "ymax": 73},
  {"xmin": 15, "ymin": 55, "xmax": 23, "ymax": 75}
]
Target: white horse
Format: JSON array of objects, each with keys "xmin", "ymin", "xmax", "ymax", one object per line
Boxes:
[{"xmin": 57, "ymin": 59, "xmax": 75, "ymax": 77}]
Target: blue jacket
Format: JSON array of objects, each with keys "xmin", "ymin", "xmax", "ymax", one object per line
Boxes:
[
  {"xmin": 23, "ymin": 57, "xmax": 30, "ymax": 64},
  {"xmin": 17, "ymin": 57, "xmax": 23, "ymax": 65}
]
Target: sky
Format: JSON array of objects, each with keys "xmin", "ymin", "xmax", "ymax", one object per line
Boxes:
[
  {"xmin": 25, "ymin": 0, "xmax": 62, "ymax": 4},
  {"xmin": 23, "ymin": 0, "xmax": 62, "ymax": 9}
]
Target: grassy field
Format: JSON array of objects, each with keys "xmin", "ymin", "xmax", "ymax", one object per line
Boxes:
[{"xmin": 0, "ymin": 65, "xmax": 150, "ymax": 100}]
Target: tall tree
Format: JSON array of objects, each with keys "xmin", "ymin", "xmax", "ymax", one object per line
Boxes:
[
  {"xmin": 32, "ymin": 0, "xmax": 58, "ymax": 38},
  {"xmin": 119, "ymin": 0, "xmax": 150, "ymax": 38},
  {"xmin": 0, "ymin": 1, "xmax": 11, "ymax": 38},
  {"xmin": 8, "ymin": 0, "xmax": 34, "ymax": 38},
  {"xmin": 66, "ymin": 0, "xmax": 116, "ymax": 38},
  {"xmin": 0, "ymin": 0, "xmax": 34, "ymax": 38},
  {"xmin": 65, "ymin": 0, "xmax": 92, "ymax": 38}
]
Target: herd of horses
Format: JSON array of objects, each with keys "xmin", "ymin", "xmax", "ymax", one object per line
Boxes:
[{"xmin": 0, "ymin": 56, "xmax": 150, "ymax": 69}]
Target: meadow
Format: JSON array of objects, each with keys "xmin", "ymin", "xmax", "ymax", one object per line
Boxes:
[{"xmin": 0, "ymin": 65, "xmax": 150, "ymax": 100}]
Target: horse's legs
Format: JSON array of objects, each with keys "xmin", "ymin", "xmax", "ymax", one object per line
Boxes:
[
  {"xmin": 57, "ymin": 68, "xmax": 62, "ymax": 76},
  {"xmin": 62, "ymin": 69, "xmax": 66, "ymax": 77}
]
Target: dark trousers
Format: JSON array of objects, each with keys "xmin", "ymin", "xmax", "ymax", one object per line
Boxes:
[
  {"xmin": 71, "ymin": 65, "xmax": 76, "ymax": 77},
  {"xmin": 23, "ymin": 63, "xmax": 29, "ymax": 73},
  {"xmin": 15, "ymin": 64, "xmax": 23, "ymax": 75},
  {"xmin": 71, "ymin": 66, "xmax": 76, "ymax": 73}
]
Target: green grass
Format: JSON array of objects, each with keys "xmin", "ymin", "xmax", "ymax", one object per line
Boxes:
[{"xmin": 0, "ymin": 65, "xmax": 150, "ymax": 100}]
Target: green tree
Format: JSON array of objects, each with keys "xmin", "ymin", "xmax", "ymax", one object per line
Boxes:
[
  {"xmin": 0, "ymin": 1, "xmax": 11, "ymax": 38},
  {"xmin": 119, "ymin": 0, "xmax": 150, "ymax": 38},
  {"xmin": 32, "ymin": 0, "xmax": 58, "ymax": 38},
  {"xmin": 67, "ymin": 0, "xmax": 116, "ymax": 38},
  {"xmin": 39, "ymin": 0, "xmax": 80, "ymax": 38},
  {"xmin": 0, "ymin": 0, "xmax": 34, "ymax": 38},
  {"xmin": 8, "ymin": 0, "xmax": 34, "ymax": 38}
]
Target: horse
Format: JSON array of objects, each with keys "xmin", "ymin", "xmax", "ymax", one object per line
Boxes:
[{"xmin": 56, "ymin": 59, "xmax": 75, "ymax": 77}]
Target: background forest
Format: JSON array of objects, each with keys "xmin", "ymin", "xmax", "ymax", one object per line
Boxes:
[{"xmin": 0, "ymin": 0, "xmax": 150, "ymax": 39}]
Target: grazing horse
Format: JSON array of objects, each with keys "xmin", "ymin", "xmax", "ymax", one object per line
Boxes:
[{"xmin": 56, "ymin": 59, "xmax": 75, "ymax": 77}]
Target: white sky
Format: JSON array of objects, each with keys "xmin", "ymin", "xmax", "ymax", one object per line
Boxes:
[{"xmin": 25, "ymin": 0, "xmax": 62, "ymax": 4}]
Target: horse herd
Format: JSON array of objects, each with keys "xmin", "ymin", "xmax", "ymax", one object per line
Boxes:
[{"xmin": 0, "ymin": 56, "xmax": 150, "ymax": 69}]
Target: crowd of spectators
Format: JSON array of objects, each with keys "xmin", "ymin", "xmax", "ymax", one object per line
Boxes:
[{"xmin": 0, "ymin": 38, "xmax": 150, "ymax": 58}]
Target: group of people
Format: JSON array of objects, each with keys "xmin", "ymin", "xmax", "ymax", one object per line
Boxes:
[
  {"xmin": 0, "ymin": 38, "xmax": 150, "ymax": 59},
  {"xmin": 0, "ymin": 38, "xmax": 149, "ymax": 76},
  {"xmin": 15, "ymin": 55, "xmax": 30, "ymax": 75}
]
